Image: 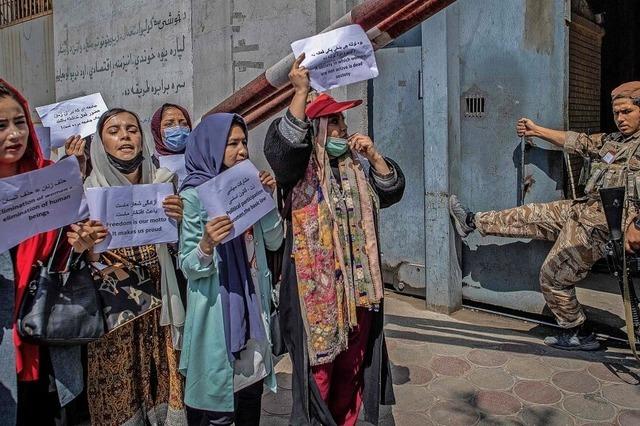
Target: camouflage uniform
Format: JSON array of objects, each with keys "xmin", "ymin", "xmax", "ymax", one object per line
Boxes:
[{"xmin": 475, "ymin": 130, "xmax": 640, "ymax": 328}]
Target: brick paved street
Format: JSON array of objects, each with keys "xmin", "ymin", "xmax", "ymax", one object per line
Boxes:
[{"xmin": 261, "ymin": 292, "xmax": 640, "ymax": 426}]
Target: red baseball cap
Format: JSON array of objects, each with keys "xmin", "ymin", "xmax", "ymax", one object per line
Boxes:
[{"xmin": 305, "ymin": 93, "xmax": 363, "ymax": 119}]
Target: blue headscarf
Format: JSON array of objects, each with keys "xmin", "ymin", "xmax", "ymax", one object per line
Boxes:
[{"xmin": 181, "ymin": 113, "xmax": 265, "ymax": 359}]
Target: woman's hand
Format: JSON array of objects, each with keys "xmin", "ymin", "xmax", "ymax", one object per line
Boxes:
[
  {"xmin": 347, "ymin": 133, "xmax": 378, "ymax": 161},
  {"xmin": 348, "ymin": 133, "xmax": 392, "ymax": 176},
  {"xmin": 66, "ymin": 220, "xmax": 108, "ymax": 254},
  {"xmin": 259, "ymin": 170, "xmax": 276, "ymax": 192},
  {"xmin": 200, "ymin": 216, "xmax": 234, "ymax": 254},
  {"xmin": 289, "ymin": 53, "xmax": 310, "ymax": 95},
  {"xmin": 65, "ymin": 135, "xmax": 88, "ymax": 176},
  {"xmin": 163, "ymin": 195, "xmax": 183, "ymax": 222},
  {"xmin": 64, "ymin": 135, "xmax": 86, "ymax": 158},
  {"xmin": 288, "ymin": 54, "xmax": 311, "ymax": 121}
]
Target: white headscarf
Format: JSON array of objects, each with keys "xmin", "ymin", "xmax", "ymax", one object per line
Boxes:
[{"xmin": 85, "ymin": 115, "xmax": 185, "ymax": 349}]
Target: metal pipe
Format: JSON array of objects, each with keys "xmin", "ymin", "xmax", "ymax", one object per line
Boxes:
[
  {"xmin": 368, "ymin": 0, "xmax": 457, "ymax": 48},
  {"xmin": 234, "ymin": 0, "xmax": 458, "ymax": 129},
  {"xmin": 243, "ymin": 86, "xmax": 297, "ymax": 128},
  {"xmin": 205, "ymin": 0, "xmax": 441, "ymax": 120}
]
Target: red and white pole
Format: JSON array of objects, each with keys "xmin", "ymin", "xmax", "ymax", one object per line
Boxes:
[
  {"xmin": 206, "ymin": 0, "xmax": 457, "ymax": 128},
  {"xmin": 206, "ymin": 0, "xmax": 423, "ymax": 117}
]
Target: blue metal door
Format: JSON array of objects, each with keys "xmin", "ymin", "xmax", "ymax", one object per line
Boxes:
[{"xmin": 372, "ymin": 46, "xmax": 426, "ymax": 294}]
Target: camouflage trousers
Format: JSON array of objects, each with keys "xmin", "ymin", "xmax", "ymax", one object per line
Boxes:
[{"xmin": 475, "ymin": 199, "xmax": 609, "ymax": 328}]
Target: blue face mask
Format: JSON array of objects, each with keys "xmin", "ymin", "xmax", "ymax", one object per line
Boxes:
[
  {"xmin": 163, "ymin": 126, "xmax": 190, "ymax": 152},
  {"xmin": 325, "ymin": 137, "xmax": 349, "ymax": 158}
]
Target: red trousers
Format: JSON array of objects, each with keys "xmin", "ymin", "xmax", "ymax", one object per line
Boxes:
[{"xmin": 311, "ymin": 308, "xmax": 373, "ymax": 426}]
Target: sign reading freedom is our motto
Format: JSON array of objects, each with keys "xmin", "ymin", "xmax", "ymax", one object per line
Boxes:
[
  {"xmin": 86, "ymin": 183, "xmax": 177, "ymax": 252},
  {"xmin": 0, "ymin": 156, "xmax": 85, "ymax": 253}
]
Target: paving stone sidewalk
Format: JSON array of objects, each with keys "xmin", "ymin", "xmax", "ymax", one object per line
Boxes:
[{"xmin": 261, "ymin": 292, "xmax": 640, "ymax": 426}]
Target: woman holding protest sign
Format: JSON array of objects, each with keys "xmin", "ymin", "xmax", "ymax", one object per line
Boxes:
[
  {"xmin": 150, "ymin": 103, "xmax": 193, "ymax": 305},
  {"xmin": 0, "ymin": 79, "xmax": 107, "ymax": 425},
  {"xmin": 178, "ymin": 113, "xmax": 282, "ymax": 425},
  {"xmin": 83, "ymin": 108, "xmax": 187, "ymax": 425},
  {"xmin": 262, "ymin": 56, "xmax": 404, "ymax": 425}
]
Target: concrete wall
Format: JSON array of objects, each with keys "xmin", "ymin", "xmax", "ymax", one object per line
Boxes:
[
  {"xmin": 190, "ymin": 0, "xmax": 369, "ymax": 171},
  {"xmin": 190, "ymin": 0, "xmax": 315, "ymax": 170},
  {"xmin": 49, "ymin": 0, "xmax": 368, "ymax": 169},
  {"xmin": 0, "ymin": 14, "xmax": 56, "ymax": 120},
  {"xmin": 53, "ymin": 0, "xmax": 194, "ymax": 135}
]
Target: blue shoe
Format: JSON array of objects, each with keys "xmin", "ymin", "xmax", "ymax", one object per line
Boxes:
[{"xmin": 544, "ymin": 326, "xmax": 600, "ymax": 351}]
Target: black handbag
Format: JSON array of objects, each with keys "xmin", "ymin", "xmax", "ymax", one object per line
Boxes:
[
  {"xmin": 269, "ymin": 284, "xmax": 287, "ymax": 357},
  {"xmin": 266, "ymin": 187, "xmax": 291, "ymax": 357},
  {"xmin": 17, "ymin": 230, "xmax": 105, "ymax": 345},
  {"xmin": 93, "ymin": 250, "xmax": 161, "ymax": 333}
]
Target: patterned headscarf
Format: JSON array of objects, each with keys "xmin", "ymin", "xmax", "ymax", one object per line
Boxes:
[{"xmin": 290, "ymin": 115, "xmax": 383, "ymax": 366}]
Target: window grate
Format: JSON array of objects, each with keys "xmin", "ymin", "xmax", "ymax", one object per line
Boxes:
[
  {"xmin": 0, "ymin": 0, "xmax": 52, "ymax": 29},
  {"xmin": 464, "ymin": 95, "xmax": 486, "ymax": 118}
]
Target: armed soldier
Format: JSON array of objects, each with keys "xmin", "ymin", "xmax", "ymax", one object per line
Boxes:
[{"xmin": 449, "ymin": 81, "xmax": 640, "ymax": 351}]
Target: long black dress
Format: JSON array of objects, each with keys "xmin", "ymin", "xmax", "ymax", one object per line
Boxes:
[{"xmin": 264, "ymin": 113, "xmax": 404, "ymax": 425}]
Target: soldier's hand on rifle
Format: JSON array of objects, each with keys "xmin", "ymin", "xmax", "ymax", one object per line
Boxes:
[
  {"xmin": 517, "ymin": 118, "xmax": 567, "ymax": 147},
  {"xmin": 625, "ymin": 218, "xmax": 640, "ymax": 253},
  {"xmin": 516, "ymin": 118, "xmax": 538, "ymax": 137}
]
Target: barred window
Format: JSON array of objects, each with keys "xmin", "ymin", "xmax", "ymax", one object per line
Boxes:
[{"xmin": 0, "ymin": 0, "xmax": 52, "ymax": 29}]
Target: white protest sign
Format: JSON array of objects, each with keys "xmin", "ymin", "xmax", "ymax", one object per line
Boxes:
[
  {"xmin": 34, "ymin": 126, "xmax": 51, "ymax": 160},
  {"xmin": 291, "ymin": 24, "xmax": 379, "ymax": 92},
  {"xmin": 86, "ymin": 183, "xmax": 177, "ymax": 252},
  {"xmin": 159, "ymin": 154, "xmax": 186, "ymax": 188},
  {"xmin": 36, "ymin": 93, "xmax": 108, "ymax": 149},
  {"xmin": 196, "ymin": 160, "xmax": 276, "ymax": 244},
  {"xmin": 0, "ymin": 156, "xmax": 85, "ymax": 253}
]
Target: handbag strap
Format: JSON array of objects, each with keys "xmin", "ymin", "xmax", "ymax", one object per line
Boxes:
[
  {"xmin": 101, "ymin": 250, "xmax": 138, "ymax": 270},
  {"xmin": 46, "ymin": 228, "xmax": 69, "ymax": 274},
  {"xmin": 280, "ymin": 188, "xmax": 293, "ymax": 219}
]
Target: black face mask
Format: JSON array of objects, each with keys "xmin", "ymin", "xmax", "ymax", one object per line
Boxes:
[{"xmin": 107, "ymin": 151, "xmax": 144, "ymax": 174}]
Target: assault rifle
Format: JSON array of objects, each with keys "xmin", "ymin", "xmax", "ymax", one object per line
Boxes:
[{"xmin": 599, "ymin": 187, "xmax": 640, "ymax": 339}]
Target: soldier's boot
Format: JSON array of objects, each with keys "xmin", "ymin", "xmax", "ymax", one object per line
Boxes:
[
  {"xmin": 543, "ymin": 324, "xmax": 601, "ymax": 351},
  {"xmin": 448, "ymin": 195, "xmax": 476, "ymax": 237}
]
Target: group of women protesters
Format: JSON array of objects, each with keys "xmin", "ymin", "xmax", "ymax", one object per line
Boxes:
[{"xmin": 0, "ymin": 54, "xmax": 404, "ymax": 426}]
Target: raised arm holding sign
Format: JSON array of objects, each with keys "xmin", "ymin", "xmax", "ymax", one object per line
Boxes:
[
  {"xmin": 291, "ymin": 24, "xmax": 379, "ymax": 92},
  {"xmin": 36, "ymin": 93, "xmax": 108, "ymax": 148}
]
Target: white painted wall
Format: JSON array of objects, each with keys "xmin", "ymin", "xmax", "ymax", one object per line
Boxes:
[{"xmin": 53, "ymin": 0, "xmax": 194, "ymax": 136}]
